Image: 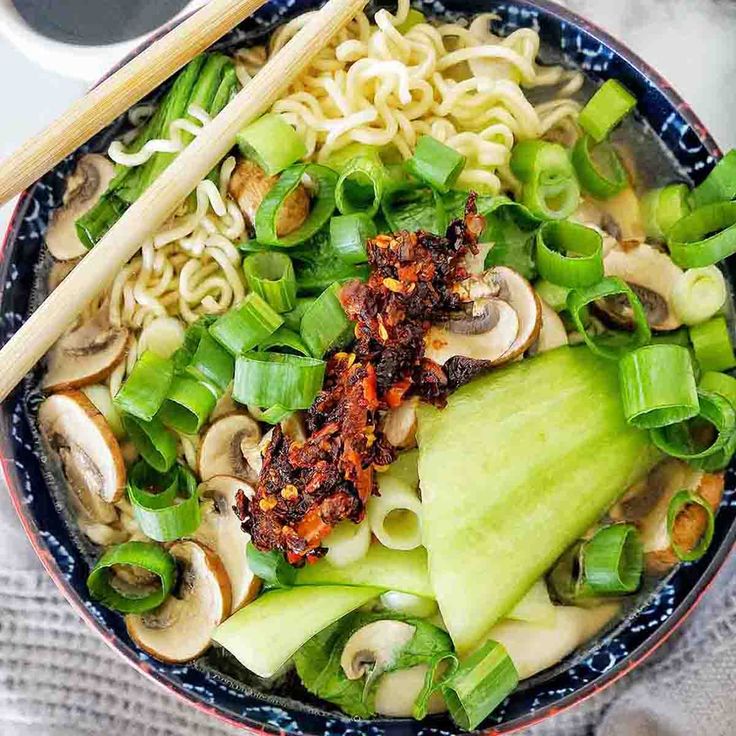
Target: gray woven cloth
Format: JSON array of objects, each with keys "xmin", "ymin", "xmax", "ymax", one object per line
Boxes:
[{"xmin": 1, "ymin": 481, "xmax": 735, "ymax": 736}]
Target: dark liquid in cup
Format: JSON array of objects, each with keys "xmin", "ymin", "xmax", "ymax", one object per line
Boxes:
[{"xmin": 12, "ymin": 0, "xmax": 191, "ymax": 46}]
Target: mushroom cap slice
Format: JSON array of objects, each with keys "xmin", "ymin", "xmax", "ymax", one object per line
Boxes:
[
  {"xmin": 382, "ymin": 397, "xmax": 418, "ymax": 450},
  {"xmin": 374, "ymin": 664, "xmax": 447, "ymax": 716},
  {"xmin": 38, "ymin": 391, "xmax": 126, "ymax": 523},
  {"xmin": 491, "ymin": 267, "xmax": 542, "ymax": 361},
  {"xmin": 126, "ymin": 539, "xmax": 232, "ymax": 663},
  {"xmin": 426, "ymin": 298, "xmax": 519, "ymax": 366},
  {"xmin": 195, "ymin": 475, "xmax": 261, "ymax": 612},
  {"xmin": 47, "ymin": 258, "xmax": 79, "ymax": 293},
  {"xmin": 45, "ymin": 154, "xmax": 116, "ymax": 261},
  {"xmin": 340, "ymin": 619, "xmax": 416, "ymax": 680},
  {"xmin": 611, "ymin": 458, "xmax": 724, "ymax": 573},
  {"xmin": 42, "ymin": 310, "xmax": 129, "ymax": 392},
  {"xmin": 228, "ymin": 158, "xmax": 309, "ymax": 238},
  {"xmin": 599, "ymin": 243, "xmax": 683, "ymax": 331},
  {"xmin": 530, "ymin": 300, "xmax": 569, "ymax": 355},
  {"xmin": 197, "ymin": 413, "xmax": 262, "ymax": 482}
]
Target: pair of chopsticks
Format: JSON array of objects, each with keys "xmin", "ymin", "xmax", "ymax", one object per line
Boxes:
[{"xmin": 0, "ymin": 0, "xmax": 369, "ymax": 402}]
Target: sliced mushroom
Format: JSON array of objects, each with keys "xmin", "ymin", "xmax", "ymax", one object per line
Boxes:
[
  {"xmin": 47, "ymin": 258, "xmax": 79, "ymax": 293},
  {"xmin": 38, "ymin": 391, "xmax": 126, "ymax": 525},
  {"xmin": 228, "ymin": 158, "xmax": 309, "ymax": 237},
  {"xmin": 596, "ymin": 243, "xmax": 684, "ymax": 331},
  {"xmin": 382, "ymin": 397, "xmax": 418, "ymax": 449},
  {"xmin": 611, "ymin": 458, "xmax": 724, "ymax": 573},
  {"xmin": 374, "ymin": 664, "xmax": 447, "ymax": 717},
  {"xmin": 198, "ymin": 413, "xmax": 262, "ymax": 482},
  {"xmin": 45, "ymin": 154, "xmax": 116, "ymax": 261},
  {"xmin": 529, "ymin": 300, "xmax": 569, "ymax": 355},
  {"xmin": 576, "ymin": 189, "xmax": 645, "ymax": 247},
  {"xmin": 195, "ymin": 475, "xmax": 261, "ymax": 612},
  {"xmin": 426, "ymin": 267, "xmax": 541, "ymax": 367},
  {"xmin": 42, "ymin": 310, "xmax": 128, "ymax": 392},
  {"xmin": 211, "ymin": 384, "xmax": 238, "ymax": 421},
  {"xmin": 341, "ymin": 619, "xmax": 416, "ymax": 680},
  {"xmin": 487, "ymin": 603, "xmax": 619, "ymax": 680},
  {"xmin": 126, "ymin": 539, "xmax": 232, "ymax": 663}
]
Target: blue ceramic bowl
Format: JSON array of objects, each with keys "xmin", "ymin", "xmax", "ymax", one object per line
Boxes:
[{"xmin": 1, "ymin": 1, "xmax": 733, "ymax": 734}]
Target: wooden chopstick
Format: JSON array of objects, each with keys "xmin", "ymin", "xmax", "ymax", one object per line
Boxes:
[
  {"xmin": 0, "ymin": 0, "xmax": 271, "ymax": 207},
  {"xmin": 0, "ymin": 0, "xmax": 368, "ymax": 403}
]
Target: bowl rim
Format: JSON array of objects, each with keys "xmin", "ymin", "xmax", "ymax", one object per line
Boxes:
[{"xmin": 0, "ymin": 0, "xmax": 730, "ymax": 734}]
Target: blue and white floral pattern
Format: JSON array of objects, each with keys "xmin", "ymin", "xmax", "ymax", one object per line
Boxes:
[{"xmin": 0, "ymin": 1, "xmax": 732, "ymax": 734}]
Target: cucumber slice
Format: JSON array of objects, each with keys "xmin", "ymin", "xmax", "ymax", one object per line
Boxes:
[
  {"xmin": 382, "ymin": 449, "xmax": 419, "ymax": 489},
  {"xmin": 213, "ymin": 585, "xmax": 381, "ymax": 678},
  {"xmin": 294, "ymin": 544, "xmax": 432, "ymax": 597},
  {"xmin": 417, "ymin": 346, "xmax": 660, "ymax": 654}
]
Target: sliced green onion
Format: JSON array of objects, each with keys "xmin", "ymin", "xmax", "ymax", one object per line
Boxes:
[
  {"xmin": 548, "ymin": 541, "xmax": 593, "ymax": 604},
  {"xmin": 651, "ymin": 389, "xmax": 736, "ymax": 460},
  {"xmin": 579, "ymin": 79, "xmax": 637, "ymax": 142},
  {"xmin": 335, "ymin": 155, "xmax": 385, "ymax": 216},
  {"xmin": 122, "ymin": 414, "xmax": 178, "ymax": 473},
  {"xmin": 534, "ymin": 279, "xmax": 570, "ymax": 312},
  {"xmin": 299, "ymin": 282, "xmax": 353, "ymax": 358},
  {"xmin": 282, "ymin": 297, "xmax": 316, "ymax": 332},
  {"xmin": 406, "ymin": 135, "xmax": 466, "ymax": 194},
  {"xmin": 255, "ymin": 163, "xmax": 338, "ymax": 247},
  {"xmin": 535, "ymin": 220, "xmax": 603, "ymax": 287},
  {"xmin": 259, "ymin": 326, "xmax": 310, "ymax": 356},
  {"xmin": 128, "ymin": 460, "xmax": 178, "ymax": 509},
  {"xmin": 671, "ymin": 266, "xmax": 727, "ymax": 326},
  {"xmin": 209, "ymin": 292, "xmax": 283, "ymax": 355},
  {"xmin": 641, "ymin": 183, "xmax": 691, "ymax": 240},
  {"xmin": 619, "ymin": 344, "xmax": 699, "ymax": 428},
  {"xmin": 396, "ymin": 7, "xmax": 425, "ymax": 34},
  {"xmin": 233, "ymin": 352, "xmax": 326, "ymax": 410},
  {"xmin": 583, "ymin": 523, "xmax": 643, "ymax": 594},
  {"xmin": 571, "ymin": 135, "xmax": 628, "ymax": 199},
  {"xmin": 667, "ymin": 489, "xmax": 716, "ymax": 562},
  {"xmin": 113, "ymin": 351, "xmax": 173, "ymax": 422},
  {"xmin": 700, "ymin": 371, "xmax": 736, "ymax": 406},
  {"xmin": 258, "ymin": 404, "xmax": 291, "ymax": 424},
  {"xmin": 567, "ymin": 276, "xmax": 651, "ymax": 359},
  {"xmin": 87, "ymin": 541, "xmax": 176, "ymax": 613},
  {"xmin": 246, "ymin": 544, "xmax": 296, "ymax": 588},
  {"xmin": 511, "ymin": 141, "xmax": 580, "ymax": 221},
  {"xmin": 667, "ymin": 201, "xmax": 736, "ymax": 268},
  {"xmin": 236, "ymin": 113, "xmax": 307, "ymax": 176},
  {"xmin": 690, "ymin": 149, "xmax": 736, "ymax": 208},
  {"xmin": 690, "ymin": 316, "xmax": 736, "ymax": 372},
  {"xmin": 175, "ymin": 320, "xmax": 234, "ymax": 394},
  {"xmin": 243, "ymin": 252, "xmax": 297, "ymax": 313},
  {"xmin": 128, "ymin": 463, "xmax": 201, "ymax": 542},
  {"xmin": 651, "ymin": 328, "xmax": 691, "ymax": 348},
  {"xmin": 158, "ymin": 375, "xmax": 217, "ymax": 434},
  {"xmin": 330, "ymin": 213, "xmax": 376, "ymax": 264},
  {"xmin": 440, "ymin": 640, "xmax": 519, "ymax": 730}
]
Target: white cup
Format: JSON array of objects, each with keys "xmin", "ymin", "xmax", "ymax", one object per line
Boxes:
[{"xmin": 0, "ymin": 0, "xmax": 205, "ymax": 82}]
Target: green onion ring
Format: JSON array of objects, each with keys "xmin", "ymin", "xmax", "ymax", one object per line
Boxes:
[
  {"xmin": 158, "ymin": 375, "xmax": 217, "ymax": 434},
  {"xmin": 690, "ymin": 315, "xmax": 736, "ymax": 372},
  {"xmin": 547, "ymin": 541, "xmax": 595, "ymax": 605},
  {"xmin": 650, "ymin": 389, "xmax": 736, "ymax": 460},
  {"xmin": 209, "ymin": 292, "xmax": 283, "ymax": 356},
  {"xmin": 300, "ymin": 282, "xmax": 354, "ymax": 358},
  {"xmin": 122, "ymin": 414, "xmax": 178, "ymax": 473},
  {"xmin": 128, "ymin": 460, "xmax": 179, "ymax": 510},
  {"xmin": 87, "ymin": 541, "xmax": 176, "ymax": 613},
  {"xmin": 175, "ymin": 324, "xmax": 234, "ymax": 395},
  {"xmin": 571, "ymin": 135, "xmax": 628, "ymax": 199},
  {"xmin": 535, "ymin": 220, "xmax": 604, "ymax": 287},
  {"xmin": 128, "ymin": 463, "xmax": 201, "ymax": 543},
  {"xmin": 258, "ymin": 326, "xmax": 310, "ymax": 356},
  {"xmin": 567, "ymin": 276, "xmax": 652, "ymax": 360},
  {"xmin": 233, "ymin": 351, "xmax": 326, "ymax": 410},
  {"xmin": 667, "ymin": 201, "xmax": 736, "ymax": 268},
  {"xmin": 641, "ymin": 183, "xmax": 691, "ymax": 240},
  {"xmin": 667, "ymin": 489, "xmax": 716, "ymax": 562},
  {"xmin": 255, "ymin": 163, "xmax": 338, "ymax": 247},
  {"xmin": 236, "ymin": 113, "xmax": 307, "ymax": 176},
  {"xmin": 335, "ymin": 155, "xmax": 386, "ymax": 217},
  {"xmin": 243, "ymin": 251, "xmax": 297, "ymax": 313},
  {"xmin": 578, "ymin": 79, "xmax": 637, "ymax": 142},
  {"xmin": 330, "ymin": 212, "xmax": 376, "ymax": 265},
  {"xmin": 113, "ymin": 350, "xmax": 173, "ymax": 422},
  {"xmin": 690, "ymin": 150, "xmax": 736, "ymax": 208},
  {"xmin": 583, "ymin": 523, "xmax": 643, "ymax": 595},
  {"xmin": 406, "ymin": 135, "xmax": 466, "ymax": 194},
  {"xmin": 618, "ymin": 344, "xmax": 699, "ymax": 428}
]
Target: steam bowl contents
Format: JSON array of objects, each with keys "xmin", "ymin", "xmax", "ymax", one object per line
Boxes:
[{"xmin": 6, "ymin": 0, "xmax": 736, "ymax": 733}]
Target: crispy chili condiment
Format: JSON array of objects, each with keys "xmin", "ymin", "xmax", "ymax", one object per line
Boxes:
[{"xmin": 237, "ymin": 196, "xmax": 483, "ymax": 562}]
